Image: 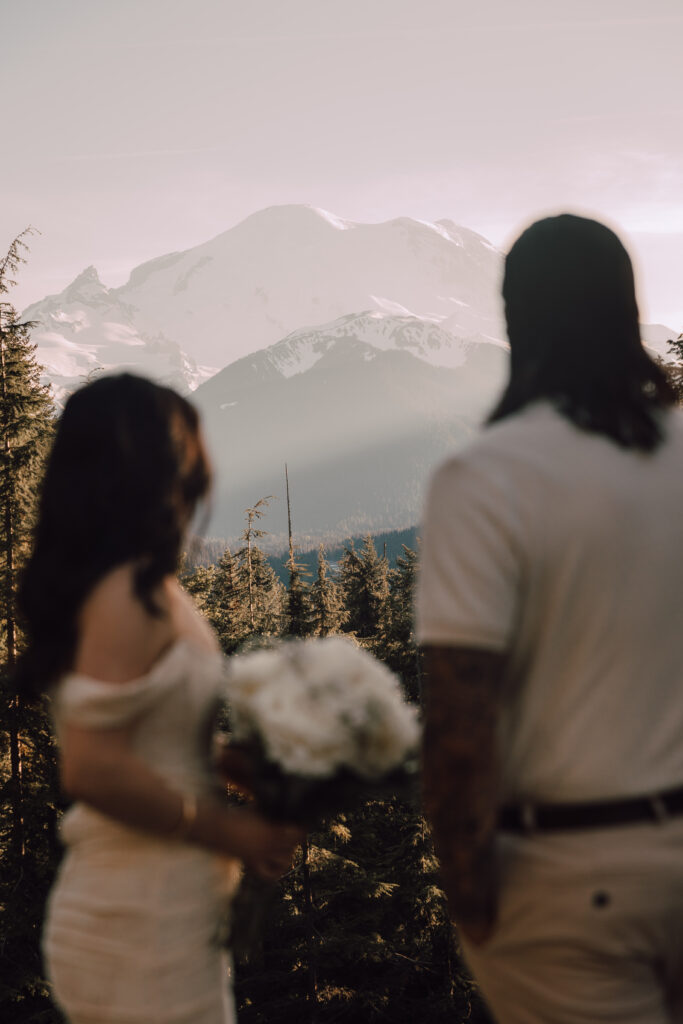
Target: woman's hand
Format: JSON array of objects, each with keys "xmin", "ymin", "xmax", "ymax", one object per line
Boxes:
[
  {"xmin": 217, "ymin": 806, "xmax": 304, "ymax": 880},
  {"xmin": 60, "ymin": 721, "xmax": 302, "ymax": 876}
]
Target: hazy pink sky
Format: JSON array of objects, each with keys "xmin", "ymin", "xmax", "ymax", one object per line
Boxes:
[{"xmin": 2, "ymin": 0, "xmax": 682, "ymax": 328}]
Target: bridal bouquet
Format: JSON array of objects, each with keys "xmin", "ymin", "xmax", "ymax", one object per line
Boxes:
[
  {"xmin": 223, "ymin": 636, "xmax": 420, "ymax": 821},
  {"xmin": 221, "ymin": 637, "xmax": 420, "ymax": 955}
]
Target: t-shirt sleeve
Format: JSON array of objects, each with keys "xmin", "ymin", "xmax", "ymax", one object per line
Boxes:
[{"xmin": 415, "ymin": 453, "xmax": 524, "ymax": 650}]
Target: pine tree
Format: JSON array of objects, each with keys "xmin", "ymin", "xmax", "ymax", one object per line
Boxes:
[
  {"xmin": 184, "ymin": 538, "xmax": 283, "ymax": 652},
  {"xmin": 228, "ymin": 499, "xmax": 284, "ymax": 644},
  {"xmin": 301, "ymin": 801, "xmax": 461, "ymax": 1022},
  {"xmin": 309, "ymin": 546, "xmax": 345, "ymax": 637},
  {"xmin": 235, "ymin": 801, "xmax": 492, "ymax": 1024},
  {"xmin": 183, "ymin": 549, "xmax": 253, "ymax": 654},
  {"xmin": 665, "ymin": 333, "xmax": 683, "ymax": 404},
  {"xmin": 0, "ymin": 228, "xmax": 55, "ymax": 849},
  {"xmin": 0, "ymin": 230, "xmax": 61, "ymax": 1022},
  {"xmin": 211, "ymin": 548, "xmax": 250, "ymax": 652},
  {"xmin": 241, "ymin": 498, "xmax": 270, "ymax": 632},
  {"xmin": 339, "ymin": 536, "xmax": 388, "ymax": 639},
  {"xmin": 375, "ymin": 546, "xmax": 423, "ymax": 701},
  {"xmin": 181, "ymin": 561, "xmax": 217, "ymax": 610},
  {"xmin": 236, "ymin": 545, "xmax": 283, "ymax": 640},
  {"xmin": 283, "ymin": 555, "xmax": 313, "ymax": 639}
]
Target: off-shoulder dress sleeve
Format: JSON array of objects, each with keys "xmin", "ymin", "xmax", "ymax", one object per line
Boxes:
[{"xmin": 52, "ymin": 639, "xmax": 187, "ymax": 729}]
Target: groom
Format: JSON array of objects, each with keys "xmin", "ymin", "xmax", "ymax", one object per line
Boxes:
[{"xmin": 417, "ymin": 214, "xmax": 683, "ymax": 1022}]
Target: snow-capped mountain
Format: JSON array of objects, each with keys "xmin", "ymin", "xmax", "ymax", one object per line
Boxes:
[
  {"xmin": 23, "ymin": 204, "xmax": 678, "ymax": 542},
  {"xmin": 192, "ymin": 314, "xmax": 509, "ymax": 543},
  {"xmin": 189, "ymin": 305, "xmax": 679, "ymax": 543},
  {"xmin": 21, "ymin": 205, "xmax": 512, "ymax": 537},
  {"xmin": 25, "ymin": 205, "xmax": 507, "ymax": 388},
  {"xmin": 116, "ymin": 206, "xmax": 506, "ymax": 367},
  {"xmin": 23, "ymin": 267, "xmax": 215, "ymax": 403},
  {"xmin": 249, "ymin": 310, "xmax": 506, "ymax": 378}
]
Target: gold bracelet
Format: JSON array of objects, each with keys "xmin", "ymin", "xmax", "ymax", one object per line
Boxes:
[{"xmin": 172, "ymin": 793, "xmax": 198, "ymax": 842}]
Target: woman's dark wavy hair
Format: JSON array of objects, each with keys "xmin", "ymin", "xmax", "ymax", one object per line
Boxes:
[
  {"xmin": 17, "ymin": 373, "xmax": 211, "ymax": 698},
  {"xmin": 488, "ymin": 213, "xmax": 675, "ymax": 447}
]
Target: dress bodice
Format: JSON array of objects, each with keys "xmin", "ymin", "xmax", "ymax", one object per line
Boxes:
[
  {"xmin": 45, "ymin": 618, "xmax": 240, "ymax": 1023},
  {"xmin": 53, "ymin": 637, "xmax": 227, "ymax": 849}
]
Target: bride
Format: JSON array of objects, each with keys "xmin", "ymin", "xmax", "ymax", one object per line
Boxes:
[{"xmin": 17, "ymin": 373, "xmax": 300, "ymax": 1024}]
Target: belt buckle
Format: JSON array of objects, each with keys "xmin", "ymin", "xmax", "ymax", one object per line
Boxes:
[{"xmin": 649, "ymin": 794, "xmax": 669, "ymax": 824}]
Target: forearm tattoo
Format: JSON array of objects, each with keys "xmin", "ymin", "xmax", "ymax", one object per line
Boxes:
[{"xmin": 421, "ymin": 645, "xmax": 506, "ymax": 924}]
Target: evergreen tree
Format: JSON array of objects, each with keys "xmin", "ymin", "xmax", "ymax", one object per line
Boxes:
[
  {"xmin": 0, "ymin": 231, "xmax": 54, "ymax": 847},
  {"xmin": 183, "ymin": 549, "xmax": 252, "ymax": 654},
  {"xmin": 283, "ymin": 554, "xmax": 313, "ymax": 638},
  {"xmin": 664, "ymin": 333, "xmax": 683, "ymax": 404},
  {"xmin": 235, "ymin": 801, "xmax": 492, "ymax": 1024},
  {"xmin": 301, "ymin": 800, "xmax": 488, "ymax": 1023},
  {"xmin": 224, "ymin": 499, "xmax": 284, "ymax": 644},
  {"xmin": 240, "ymin": 498, "xmax": 273, "ymax": 631},
  {"xmin": 0, "ymin": 230, "xmax": 61, "ymax": 1022},
  {"xmin": 309, "ymin": 545, "xmax": 345, "ymax": 637},
  {"xmin": 339, "ymin": 536, "xmax": 388, "ymax": 639},
  {"xmin": 181, "ymin": 561, "xmax": 217, "ymax": 611},
  {"xmin": 183, "ymin": 539, "xmax": 283, "ymax": 652},
  {"xmin": 235, "ymin": 544, "xmax": 283, "ymax": 641},
  {"xmin": 375, "ymin": 546, "xmax": 423, "ymax": 701},
  {"xmin": 210, "ymin": 547, "xmax": 251, "ymax": 652}
]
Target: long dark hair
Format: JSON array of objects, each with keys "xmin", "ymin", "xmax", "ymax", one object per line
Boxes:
[
  {"xmin": 17, "ymin": 373, "xmax": 211, "ymax": 697},
  {"xmin": 488, "ymin": 213, "xmax": 675, "ymax": 448}
]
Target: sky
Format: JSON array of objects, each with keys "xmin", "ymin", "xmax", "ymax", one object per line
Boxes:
[{"xmin": 2, "ymin": 0, "xmax": 682, "ymax": 329}]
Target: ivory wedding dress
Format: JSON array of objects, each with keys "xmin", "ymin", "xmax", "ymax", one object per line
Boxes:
[{"xmin": 43, "ymin": 637, "xmax": 241, "ymax": 1024}]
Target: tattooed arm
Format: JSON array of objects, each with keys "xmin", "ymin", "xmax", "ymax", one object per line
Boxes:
[{"xmin": 421, "ymin": 644, "xmax": 507, "ymax": 944}]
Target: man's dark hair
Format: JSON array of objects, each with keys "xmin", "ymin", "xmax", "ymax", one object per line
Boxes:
[{"xmin": 487, "ymin": 213, "xmax": 675, "ymax": 449}]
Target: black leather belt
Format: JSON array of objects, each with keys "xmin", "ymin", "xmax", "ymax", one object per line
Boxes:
[{"xmin": 498, "ymin": 784, "xmax": 683, "ymax": 833}]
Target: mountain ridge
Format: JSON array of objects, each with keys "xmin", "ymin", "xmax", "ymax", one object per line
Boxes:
[
  {"xmin": 20, "ymin": 204, "xmax": 678, "ymax": 540},
  {"xmin": 24, "ymin": 204, "xmax": 507, "ymax": 389}
]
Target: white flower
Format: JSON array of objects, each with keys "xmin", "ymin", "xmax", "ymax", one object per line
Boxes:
[{"xmin": 224, "ymin": 637, "xmax": 420, "ymax": 779}]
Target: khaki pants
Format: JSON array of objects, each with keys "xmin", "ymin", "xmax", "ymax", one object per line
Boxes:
[{"xmin": 461, "ymin": 818, "xmax": 683, "ymax": 1023}]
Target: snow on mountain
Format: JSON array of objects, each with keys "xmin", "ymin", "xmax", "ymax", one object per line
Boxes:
[
  {"xmin": 25, "ymin": 207, "xmax": 679, "ymax": 405},
  {"xmin": 22, "ymin": 203, "xmax": 679, "ymax": 542},
  {"xmin": 25, "ymin": 206, "xmax": 507, "ymax": 384},
  {"xmin": 23, "ymin": 267, "xmax": 215, "ymax": 403},
  {"xmin": 247, "ymin": 310, "xmax": 507, "ymax": 380},
  {"xmin": 193, "ymin": 319, "xmax": 509, "ymax": 542},
  {"xmin": 188, "ymin": 302, "xmax": 679, "ymax": 543}
]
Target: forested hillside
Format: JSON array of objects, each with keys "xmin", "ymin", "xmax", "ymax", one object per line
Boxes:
[
  {"xmin": 181, "ymin": 526, "xmax": 492, "ymax": 1023},
  {"xmin": 0, "ymin": 233, "xmax": 63, "ymax": 1024},
  {"xmin": 188, "ymin": 525, "xmax": 420, "ymax": 585}
]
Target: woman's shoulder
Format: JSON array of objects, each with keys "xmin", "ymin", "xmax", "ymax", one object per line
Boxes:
[
  {"xmin": 72, "ymin": 567, "xmax": 221, "ymax": 686},
  {"xmin": 168, "ymin": 580, "xmax": 221, "ymax": 656},
  {"xmin": 73, "ymin": 566, "xmax": 179, "ymax": 684}
]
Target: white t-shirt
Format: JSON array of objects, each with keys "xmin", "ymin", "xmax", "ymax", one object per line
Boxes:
[{"xmin": 416, "ymin": 401, "xmax": 683, "ymax": 803}]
